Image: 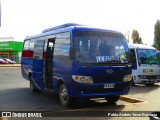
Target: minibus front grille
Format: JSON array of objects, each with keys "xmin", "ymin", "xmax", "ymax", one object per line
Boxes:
[
  {"xmin": 93, "ymin": 78, "xmax": 123, "ymax": 83},
  {"xmin": 147, "ymin": 76, "xmax": 157, "ymax": 79},
  {"xmin": 138, "ymin": 75, "xmax": 157, "ymax": 79}
]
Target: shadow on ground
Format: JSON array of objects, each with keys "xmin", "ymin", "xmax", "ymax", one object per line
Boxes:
[{"xmin": 0, "ymin": 87, "xmax": 125, "ymax": 113}]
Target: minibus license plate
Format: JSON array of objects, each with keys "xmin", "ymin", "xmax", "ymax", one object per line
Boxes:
[{"xmin": 104, "ymin": 84, "xmax": 115, "ymax": 88}]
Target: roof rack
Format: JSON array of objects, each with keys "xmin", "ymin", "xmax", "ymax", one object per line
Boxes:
[{"xmin": 42, "ymin": 23, "xmax": 82, "ymax": 33}]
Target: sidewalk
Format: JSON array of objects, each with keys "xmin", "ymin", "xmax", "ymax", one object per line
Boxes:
[{"xmin": 0, "ymin": 64, "xmax": 21, "ymax": 67}]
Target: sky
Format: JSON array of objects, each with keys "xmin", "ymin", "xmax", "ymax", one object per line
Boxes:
[{"xmin": 0, "ymin": 0, "xmax": 160, "ymax": 45}]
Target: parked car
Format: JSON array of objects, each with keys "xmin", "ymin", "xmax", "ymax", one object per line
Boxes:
[
  {"xmin": 2, "ymin": 58, "xmax": 16, "ymax": 64},
  {"xmin": 0, "ymin": 59, "xmax": 8, "ymax": 64}
]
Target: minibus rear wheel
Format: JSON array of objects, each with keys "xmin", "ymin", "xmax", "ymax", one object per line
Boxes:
[
  {"xmin": 105, "ymin": 96, "xmax": 120, "ymax": 104},
  {"xmin": 29, "ymin": 76, "xmax": 39, "ymax": 92},
  {"xmin": 59, "ymin": 84, "xmax": 73, "ymax": 107}
]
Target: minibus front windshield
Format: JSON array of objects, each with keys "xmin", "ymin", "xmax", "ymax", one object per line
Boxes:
[
  {"xmin": 74, "ymin": 31, "xmax": 129, "ymax": 64},
  {"xmin": 137, "ymin": 49, "xmax": 160, "ymax": 64}
]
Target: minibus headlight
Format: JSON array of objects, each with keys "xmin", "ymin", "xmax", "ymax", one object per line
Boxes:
[
  {"xmin": 72, "ymin": 75, "xmax": 93, "ymax": 83},
  {"xmin": 80, "ymin": 77, "xmax": 85, "ymax": 82},
  {"xmin": 123, "ymin": 74, "xmax": 132, "ymax": 82}
]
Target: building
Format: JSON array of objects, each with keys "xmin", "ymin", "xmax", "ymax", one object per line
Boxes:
[{"xmin": 0, "ymin": 41, "xmax": 23, "ymax": 63}]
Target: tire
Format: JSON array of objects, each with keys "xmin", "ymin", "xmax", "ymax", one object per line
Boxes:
[
  {"xmin": 105, "ymin": 96, "xmax": 120, "ymax": 103},
  {"xmin": 59, "ymin": 84, "xmax": 73, "ymax": 107},
  {"xmin": 146, "ymin": 83, "xmax": 155, "ymax": 86},
  {"xmin": 131, "ymin": 78, "xmax": 135, "ymax": 86},
  {"xmin": 29, "ymin": 76, "xmax": 39, "ymax": 92}
]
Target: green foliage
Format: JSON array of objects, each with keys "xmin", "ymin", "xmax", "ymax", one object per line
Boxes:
[
  {"xmin": 153, "ymin": 20, "xmax": 160, "ymax": 50},
  {"xmin": 132, "ymin": 29, "xmax": 143, "ymax": 44}
]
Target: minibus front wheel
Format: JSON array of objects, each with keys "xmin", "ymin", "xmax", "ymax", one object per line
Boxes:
[
  {"xmin": 59, "ymin": 84, "xmax": 74, "ymax": 106},
  {"xmin": 146, "ymin": 83, "xmax": 155, "ymax": 86},
  {"xmin": 131, "ymin": 78, "xmax": 135, "ymax": 86},
  {"xmin": 105, "ymin": 96, "xmax": 120, "ymax": 104}
]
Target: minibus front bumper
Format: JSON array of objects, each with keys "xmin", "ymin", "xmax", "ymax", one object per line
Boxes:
[
  {"xmin": 137, "ymin": 79, "xmax": 160, "ymax": 84},
  {"xmin": 134, "ymin": 75, "xmax": 160, "ymax": 84},
  {"xmin": 68, "ymin": 81, "xmax": 131, "ymax": 98}
]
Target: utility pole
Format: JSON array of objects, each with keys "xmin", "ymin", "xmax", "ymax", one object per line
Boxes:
[{"xmin": 125, "ymin": 30, "xmax": 130, "ymax": 43}]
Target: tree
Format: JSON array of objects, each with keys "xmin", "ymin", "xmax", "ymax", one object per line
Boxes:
[
  {"xmin": 153, "ymin": 20, "xmax": 160, "ymax": 50},
  {"xmin": 132, "ymin": 29, "xmax": 143, "ymax": 44}
]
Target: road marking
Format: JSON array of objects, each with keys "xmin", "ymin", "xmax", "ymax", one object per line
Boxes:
[{"xmin": 120, "ymin": 96, "xmax": 146, "ymax": 103}]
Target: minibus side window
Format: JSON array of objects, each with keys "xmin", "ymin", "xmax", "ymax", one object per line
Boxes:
[{"xmin": 23, "ymin": 40, "xmax": 29, "ymax": 50}]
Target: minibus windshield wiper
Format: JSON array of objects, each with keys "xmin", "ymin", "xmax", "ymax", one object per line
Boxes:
[
  {"xmin": 98, "ymin": 60, "xmax": 121, "ymax": 64},
  {"xmin": 97, "ymin": 59, "xmax": 129, "ymax": 64},
  {"xmin": 75, "ymin": 60, "xmax": 129, "ymax": 64},
  {"xmin": 120, "ymin": 59, "xmax": 129, "ymax": 63}
]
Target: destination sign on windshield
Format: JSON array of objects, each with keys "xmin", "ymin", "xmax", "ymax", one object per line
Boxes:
[{"xmin": 96, "ymin": 56, "xmax": 121, "ymax": 63}]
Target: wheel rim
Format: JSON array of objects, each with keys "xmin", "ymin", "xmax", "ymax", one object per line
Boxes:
[{"xmin": 59, "ymin": 87, "xmax": 68, "ymax": 104}]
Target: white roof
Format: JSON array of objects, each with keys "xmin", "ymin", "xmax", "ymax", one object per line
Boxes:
[{"xmin": 128, "ymin": 44, "xmax": 156, "ymax": 50}]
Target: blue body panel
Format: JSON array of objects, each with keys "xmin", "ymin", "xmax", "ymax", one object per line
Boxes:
[
  {"xmin": 21, "ymin": 58, "xmax": 44, "ymax": 90},
  {"xmin": 32, "ymin": 59, "xmax": 44, "ymax": 90},
  {"xmin": 21, "ymin": 58, "xmax": 33, "ymax": 80},
  {"xmin": 72, "ymin": 63, "xmax": 131, "ymax": 83}
]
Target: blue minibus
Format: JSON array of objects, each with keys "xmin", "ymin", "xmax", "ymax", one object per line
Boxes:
[{"xmin": 21, "ymin": 23, "xmax": 132, "ymax": 106}]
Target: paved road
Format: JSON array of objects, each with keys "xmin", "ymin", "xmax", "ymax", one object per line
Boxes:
[{"xmin": 0, "ymin": 68, "xmax": 160, "ymax": 120}]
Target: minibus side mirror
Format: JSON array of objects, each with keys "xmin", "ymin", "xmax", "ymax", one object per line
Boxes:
[
  {"xmin": 69, "ymin": 48, "xmax": 76, "ymax": 60},
  {"xmin": 129, "ymin": 52, "xmax": 133, "ymax": 62},
  {"xmin": 140, "ymin": 57, "xmax": 147, "ymax": 64},
  {"xmin": 129, "ymin": 52, "xmax": 136, "ymax": 62},
  {"xmin": 158, "ymin": 52, "xmax": 160, "ymax": 58}
]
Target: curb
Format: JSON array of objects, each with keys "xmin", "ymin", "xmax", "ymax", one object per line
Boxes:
[{"xmin": 0, "ymin": 64, "xmax": 21, "ymax": 67}]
